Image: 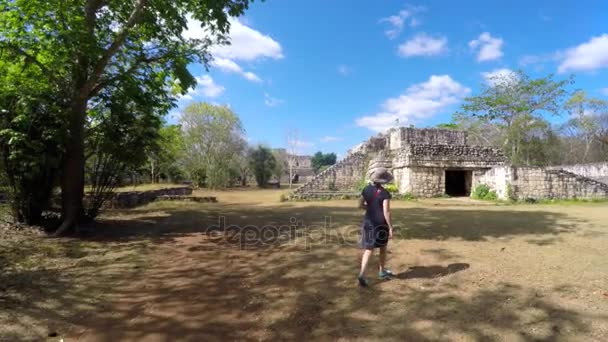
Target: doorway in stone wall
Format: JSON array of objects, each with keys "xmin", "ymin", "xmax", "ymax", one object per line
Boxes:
[{"xmin": 445, "ymin": 170, "xmax": 472, "ymax": 197}]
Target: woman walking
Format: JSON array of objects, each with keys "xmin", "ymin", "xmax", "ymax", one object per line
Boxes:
[{"xmin": 357, "ymin": 168, "xmax": 395, "ymax": 287}]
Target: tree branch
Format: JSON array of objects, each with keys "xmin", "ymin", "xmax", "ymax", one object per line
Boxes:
[
  {"xmin": 85, "ymin": 0, "xmax": 149, "ymax": 94},
  {"xmin": 88, "ymin": 52, "xmax": 170, "ymax": 97},
  {"xmin": 1, "ymin": 43, "xmax": 50, "ymax": 75}
]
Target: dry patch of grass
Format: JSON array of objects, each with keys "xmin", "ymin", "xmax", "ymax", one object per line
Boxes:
[
  {"xmin": 0, "ymin": 225, "xmax": 155, "ymax": 341},
  {"xmin": 112, "ymin": 183, "xmax": 187, "ymax": 192},
  {"xmin": 2, "ymin": 189, "xmax": 608, "ymax": 341}
]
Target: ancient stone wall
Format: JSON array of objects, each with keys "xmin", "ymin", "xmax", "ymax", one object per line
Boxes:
[
  {"xmin": 292, "ymin": 153, "xmax": 366, "ymax": 196},
  {"xmin": 404, "ymin": 144, "xmax": 506, "ymax": 168},
  {"xmin": 406, "ymin": 167, "xmax": 445, "ymax": 197},
  {"xmin": 388, "ymin": 127, "xmax": 466, "ymax": 149},
  {"xmin": 511, "ymin": 168, "xmax": 608, "ymax": 199},
  {"xmin": 547, "ymin": 162, "xmax": 608, "ymax": 184},
  {"xmin": 472, "ymin": 167, "xmax": 510, "ymax": 199},
  {"xmin": 474, "ymin": 167, "xmax": 608, "ymax": 200}
]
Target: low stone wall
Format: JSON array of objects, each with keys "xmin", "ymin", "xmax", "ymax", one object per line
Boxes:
[
  {"xmin": 512, "ymin": 168, "xmax": 608, "ymax": 200},
  {"xmin": 547, "ymin": 162, "xmax": 608, "ymax": 184},
  {"xmin": 102, "ymin": 186, "xmax": 193, "ymax": 209},
  {"xmin": 474, "ymin": 167, "xmax": 608, "ymax": 200}
]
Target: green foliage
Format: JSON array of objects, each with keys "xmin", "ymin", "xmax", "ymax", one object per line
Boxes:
[
  {"xmin": 399, "ymin": 192, "xmax": 416, "ymax": 201},
  {"xmin": 559, "ymin": 90, "xmax": 608, "ymax": 164},
  {"xmin": 180, "ymin": 102, "xmax": 246, "ymax": 188},
  {"xmin": 146, "ymin": 125, "xmax": 186, "ymax": 183},
  {"xmin": 356, "ymin": 179, "xmax": 370, "ymax": 192},
  {"xmin": 271, "ymin": 150, "xmax": 286, "ymax": 179},
  {"xmin": 527, "ymin": 197, "xmax": 608, "ymax": 205},
  {"xmin": 311, "ymin": 151, "xmax": 337, "ymax": 172},
  {"xmin": 84, "ymin": 93, "xmax": 164, "ymax": 219},
  {"xmin": 471, "ymin": 184, "xmax": 498, "ymax": 201},
  {"xmin": 436, "ymin": 123, "xmax": 459, "ymax": 129},
  {"xmin": 455, "ymin": 70, "xmax": 573, "ymax": 166},
  {"xmin": 0, "ymin": 85, "xmax": 66, "ymax": 224},
  {"xmin": 248, "ymin": 145, "xmax": 276, "ymax": 188},
  {"xmin": 0, "ymin": 0, "xmax": 256, "ymax": 227},
  {"xmin": 383, "ymin": 183, "xmax": 399, "ymax": 194}
]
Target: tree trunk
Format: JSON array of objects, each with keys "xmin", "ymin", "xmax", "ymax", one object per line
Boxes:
[{"xmin": 54, "ymin": 97, "xmax": 87, "ymax": 236}]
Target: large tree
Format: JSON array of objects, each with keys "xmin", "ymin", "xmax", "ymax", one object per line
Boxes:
[
  {"xmin": 311, "ymin": 151, "xmax": 337, "ymax": 172},
  {"xmin": 456, "ymin": 71, "xmax": 572, "ymax": 165},
  {"xmin": 146, "ymin": 124, "xmax": 185, "ymax": 183},
  {"xmin": 248, "ymin": 145, "xmax": 276, "ymax": 188},
  {"xmin": 559, "ymin": 91, "xmax": 608, "ymax": 163},
  {"xmin": 0, "ymin": 0, "xmax": 255, "ymax": 232},
  {"xmin": 180, "ymin": 102, "xmax": 245, "ymax": 188}
]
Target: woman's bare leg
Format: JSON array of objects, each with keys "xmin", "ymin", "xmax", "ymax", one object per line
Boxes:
[
  {"xmin": 379, "ymin": 246, "xmax": 387, "ymax": 272},
  {"xmin": 359, "ymin": 249, "xmax": 373, "ymax": 277}
]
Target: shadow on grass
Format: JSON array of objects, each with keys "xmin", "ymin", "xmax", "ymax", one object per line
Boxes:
[
  {"xmin": 2, "ymin": 201, "xmax": 604, "ymax": 340},
  {"xmin": 84, "ymin": 203, "xmax": 584, "ymax": 246},
  {"xmin": 395, "ymin": 263, "xmax": 470, "ymax": 280}
]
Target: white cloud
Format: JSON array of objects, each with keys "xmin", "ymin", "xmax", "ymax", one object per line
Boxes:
[
  {"xmin": 601, "ymin": 88, "xmax": 608, "ymax": 96},
  {"xmin": 211, "ymin": 58, "xmax": 262, "ymax": 83},
  {"xmin": 469, "ymin": 32, "xmax": 504, "ymax": 62},
  {"xmin": 557, "ymin": 34, "xmax": 608, "ymax": 73},
  {"xmin": 264, "ymin": 93, "xmax": 284, "ymax": 107},
  {"xmin": 337, "ymin": 65, "xmax": 352, "ymax": 76},
  {"xmin": 185, "ymin": 16, "xmax": 283, "ymax": 82},
  {"xmin": 398, "ymin": 33, "xmax": 448, "ymax": 57},
  {"xmin": 481, "ymin": 68, "xmax": 519, "ymax": 86},
  {"xmin": 355, "ymin": 75, "xmax": 471, "ymax": 132},
  {"xmin": 380, "ymin": 6, "xmax": 425, "ymax": 39},
  {"xmin": 320, "ymin": 136, "xmax": 343, "ymax": 143},
  {"xmin": 180, "ymin": 75, "xmax": 225, "ymax": 100}
]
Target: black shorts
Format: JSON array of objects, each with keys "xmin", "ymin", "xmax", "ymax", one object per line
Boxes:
[{"xmin": 361, "ymin": 219, "xmax": 389, "ymax": 249}]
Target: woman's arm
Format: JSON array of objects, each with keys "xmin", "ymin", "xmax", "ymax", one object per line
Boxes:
[{"xmin": 383, "ymin": 199, "xmax": 393, "ymax": 238}]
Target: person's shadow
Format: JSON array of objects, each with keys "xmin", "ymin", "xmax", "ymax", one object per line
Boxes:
[{"xmin": 395, "ymin": 263, "xmax": 470, "ymax": 280}]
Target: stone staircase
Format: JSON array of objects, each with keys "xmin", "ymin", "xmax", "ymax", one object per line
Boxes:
[
  {"xmin": 545, "ymin": 169, "xmax": 608, "ymax": 197},
  {"xmin": 291, "ymin": 152, "xmax": 366, "ymax": 199}
]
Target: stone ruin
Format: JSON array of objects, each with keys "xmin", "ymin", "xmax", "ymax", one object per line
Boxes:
[
  {"xmin": 292, "ymin": 127, "xmax": 608, "ymax": 200},
  {"xmin": 272, "ymin": 148, "xmax": 315, "ymax": 184}
]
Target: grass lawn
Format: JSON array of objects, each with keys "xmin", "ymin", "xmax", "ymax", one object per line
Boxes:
[
  {"xmin": 112, "ymin": 183, "xmax": 188, "ymax": 192},
  {"xmin": 1, "ymin": 189, "xmax": 607, "ymax": 341}
]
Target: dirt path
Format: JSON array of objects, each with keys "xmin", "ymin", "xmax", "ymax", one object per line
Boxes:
[{"xmin": 59, "ymin": 194, "xmax": 608, "ymax": 341}]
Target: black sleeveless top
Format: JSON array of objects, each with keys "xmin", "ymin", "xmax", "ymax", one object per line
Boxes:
[{"xmin": 362, "ymin": 184, "xmax": 391, "ymax": 226}]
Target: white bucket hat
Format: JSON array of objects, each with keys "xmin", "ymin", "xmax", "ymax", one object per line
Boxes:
[{"xmin": 370, "ymin": 168, "xmax": 393, "ymax": 184}]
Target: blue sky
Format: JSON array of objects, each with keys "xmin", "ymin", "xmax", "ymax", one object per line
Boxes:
[{"xmin": 173, "ymin": 0, "xmax": 608, "ymax": 157}]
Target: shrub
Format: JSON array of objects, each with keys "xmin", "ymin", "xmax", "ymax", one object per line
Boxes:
[
  {"xmin": 400, "ymin": 192, "xmax": 415, "ymax": 201},
  {"xmin": 383, "ymin": 183, "xmax": 399, "ymax": 194},
  {"xmin": 356, "ymin": 178, "xmax": 369, "ymax": 192},
  {"xmin": 279, "ymin": 193, "xmax": 288, "ymax": 202},
  {"xmin": 471, "ymin": 184, "xmax": 498, "ymax": 201}
]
